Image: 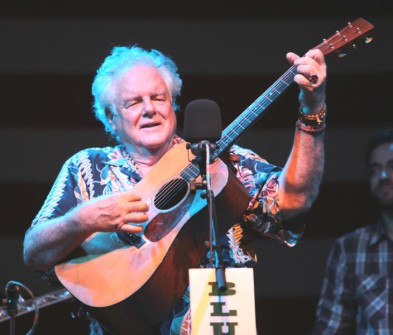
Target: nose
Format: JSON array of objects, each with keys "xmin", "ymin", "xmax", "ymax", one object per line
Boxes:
[
  {"xmin": 376, "ymin": 165, "xmax": 393, "ymax": 181},
  {"xmin": 142, "ymin": 98, "xmax": 155, "ymax": 116},
  {"xmin": 379, "ymin": 169, "xmax": 388, "ymax": 180}
]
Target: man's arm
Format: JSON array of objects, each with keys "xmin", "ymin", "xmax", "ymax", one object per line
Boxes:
[
  {"xmin": 278, "ymin": 49, "xmax": 326, "ymax": 220},
  {"xmin": 312, "ymin": 239, "xmax": 356, "ymax": 334},
  {"xmin": 24, "ymin": 192, "xmax": 149, "ymax": 271}
]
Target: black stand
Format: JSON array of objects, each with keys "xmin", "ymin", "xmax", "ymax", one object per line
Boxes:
[
  {"xmin": 5, "ymin": 282, "xmax": 19, "ymax": 335},
  {"xmin": 188, "ymin": 141, "xmax": 227, "ymax": 292}
]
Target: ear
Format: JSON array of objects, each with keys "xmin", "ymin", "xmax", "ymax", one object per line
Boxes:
[{"xmin": 105, "ymin": 107, "xmax": 117, "ymax": 131}]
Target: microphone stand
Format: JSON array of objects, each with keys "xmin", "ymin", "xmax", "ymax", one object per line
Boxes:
[
  {"xmin": 5, "ymin": 282, "xmax": 19, "ymax": 335},
  {"xmin": 187, "ymin": 141, "xmax": 227, "ymax": 292}
]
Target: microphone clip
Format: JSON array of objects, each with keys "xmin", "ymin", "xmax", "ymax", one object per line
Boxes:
[{"xmin": 186, "ymin": 140, "xmax": 219, "ymax": 165}]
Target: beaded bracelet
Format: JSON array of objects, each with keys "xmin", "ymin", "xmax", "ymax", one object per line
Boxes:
[
  {"xmin": 298, "ymin": 104, "xmax": 327, "ymax": 126},
  {"xmin": 296, "ymin": 119, "xmax": 326, "ymax": 134}
]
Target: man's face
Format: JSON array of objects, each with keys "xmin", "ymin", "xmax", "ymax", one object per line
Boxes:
[
  {"xmin": 109, "ymin": 64, "xmax": 176, "ymax": 152},
  {"xmin": 368, "ymin": 142, "xmax": 393, "ymax": 210}
]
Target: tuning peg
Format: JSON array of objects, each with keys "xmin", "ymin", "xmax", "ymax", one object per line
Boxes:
[
  {"xmin": 352, "ymin": 43, "xmax": 357, "ymax": 49},
  {"xmin": 365, "ymin": 36, "xmax": 373, "ymax": 44}
]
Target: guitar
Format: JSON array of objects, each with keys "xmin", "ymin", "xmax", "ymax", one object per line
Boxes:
[{"xmin": 54, "ymin": 17, "xmax": 374, "ymax": 334}]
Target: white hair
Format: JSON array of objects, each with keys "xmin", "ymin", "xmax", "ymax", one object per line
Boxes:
[{"xmin": 91, "ymin": 45, "xmax": 182, "ymax": 140}]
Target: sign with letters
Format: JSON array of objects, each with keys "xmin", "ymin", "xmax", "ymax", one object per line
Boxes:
[{"xmin": 189, "ymin": 268, "xmax": 257, "ymax": 335}]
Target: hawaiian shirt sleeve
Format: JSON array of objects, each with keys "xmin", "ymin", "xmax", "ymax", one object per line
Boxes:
[
  {"xmin": 29, "ymin": 151, "xmax": 90, "ymax": 230},
  {"xmin": 312, "ymin": 238, "xmax": 356, "ymax": 334},
  {"xmin": 26, "ymin": 151, "xmax": 95, "ymax": 284},
  {"xmin": 230, "ymin": 144, "xmax": 303, "ymax": 246}
]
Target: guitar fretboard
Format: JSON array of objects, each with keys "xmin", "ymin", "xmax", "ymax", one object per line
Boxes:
[{"xmin": 214, "ymin": 65, "xmax": 297, "ymax": 158}]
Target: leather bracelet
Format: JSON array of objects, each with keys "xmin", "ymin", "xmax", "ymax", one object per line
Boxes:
[
  {"xmin": 298, "ymin": 104, "xmax": 327, "ymax": 126},
  {"xmin": 296, "ymin": 119, "xmax": 326, "ymax": 134}
]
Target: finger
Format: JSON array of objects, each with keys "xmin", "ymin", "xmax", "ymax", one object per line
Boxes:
[
  {"xmin": 295, "ymin": 64, "xmax": 319, "ymax": 85},
  {"xmin": 125, "ymin": 212, "xmax": 149, "ymax": 223},
  {"xmin": 119, "ymin": 223, "xmax": 144, "ymax": 234},
  {"xmin": 126, "ymin": 201, "xmax": 149, "ymax": 213},
  {"xmin": 293, "ymin": 74, "xmax": 312, "ymax": 88},
  {"xmin": 304, "ymin": 49, "xmax": 325, "ymax": 64},
  {"xmin": 286, "ymin": 52, "xmax": 300, "ymax": 65},
  {"xmin": 123, "ymin": 192, "xmax": 143, "ymax": 202},
  {"xmin": 294, "ymin": 55, "xmax": 320, "ymax": 68},
  {"xmin": 296, "ymin": 64, "xmax": 314, "ymax": 75}
]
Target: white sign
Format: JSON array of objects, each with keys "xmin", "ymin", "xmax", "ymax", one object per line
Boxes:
[{"xmin": 189, "ymin": 268, "xmax": 257, "ymax": 335}]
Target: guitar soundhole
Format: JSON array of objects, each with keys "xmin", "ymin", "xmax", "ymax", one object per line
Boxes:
[{"xmin": 154, "ymin": 178, "xmax": 189, "ymax": 211}]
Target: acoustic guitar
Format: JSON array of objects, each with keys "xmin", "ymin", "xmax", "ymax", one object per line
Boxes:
[{"xmin": 54, "ymin": 17, "xmax": 374, "ymax": 334}]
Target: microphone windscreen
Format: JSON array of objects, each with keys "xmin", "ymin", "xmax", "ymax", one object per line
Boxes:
[{"xmin": 182, "ymin": 99, "xmax": 222, "ymax": 143}]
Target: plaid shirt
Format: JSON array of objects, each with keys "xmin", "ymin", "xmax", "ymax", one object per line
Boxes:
[{"xmin": 312, "ymin": 219, "xmax": 393, "ymax": 335}]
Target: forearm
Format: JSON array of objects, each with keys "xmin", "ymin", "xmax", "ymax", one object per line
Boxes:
[
  {"xmin": 23, "ymin": 191, "xmax": 149, "ymax": 270},
  {"xmin": 23, "ymin": 207, "xmax": 90, "ymax": 271},
  {"xmin": 278, "ymin": 127, "xmax": 324, "ymax": 219}
]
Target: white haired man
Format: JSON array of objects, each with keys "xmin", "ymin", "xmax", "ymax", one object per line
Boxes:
[{"xmin": 24, "ymin": 45, "xmax": 327, "ymax": 334}]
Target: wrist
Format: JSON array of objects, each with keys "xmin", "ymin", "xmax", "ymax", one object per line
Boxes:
[
  {"xmin": 296, "ymin": 104, "xmax": 327, "ymax": 134},
  {"xmin": 68, "ymin": 204, "xmax": 94, "ymax": 237},
  {"xmin": 296, "ymin": 119, "xmax": 326, "ymax": 134},
  {"xmin": 298, "ymin": 104, "xmax": 327, "ymax": 127}
]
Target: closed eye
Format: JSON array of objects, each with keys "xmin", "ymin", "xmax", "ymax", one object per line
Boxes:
[
  {"xmin": 124, "ymin": 98, "xmax": 141, "ymax": 109},
  {"xmin": 151, "ymin": 94, "xmax": 168, "ymax": 102}
]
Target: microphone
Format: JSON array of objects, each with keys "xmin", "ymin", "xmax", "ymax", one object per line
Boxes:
[
  {"xmin": 5, "ymin": 282, "xmax": 20, "ymax": 316},
  {"xmin": 183, "ymin": 99, "xmax": 222, "ymax": 159}
]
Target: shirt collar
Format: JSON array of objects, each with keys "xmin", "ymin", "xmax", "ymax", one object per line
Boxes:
[
  {"xmin": 103, "ymin": 135, "xmax": 184, "ymax": 177},
  {"xmin": 104, "ymin": 145, "xmax": 139, "ymax": 178},
  {"xmin": 369, "ymin": 217, "xmax": 390, "ymax": 246}
]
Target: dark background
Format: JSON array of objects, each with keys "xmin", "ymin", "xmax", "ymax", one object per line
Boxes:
[{"xmin": 1, "ymin": 1, "xmax": 392, "ymax": 334}]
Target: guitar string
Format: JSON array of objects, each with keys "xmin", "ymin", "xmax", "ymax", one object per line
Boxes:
[
  {"xmin": 154, "ymin": 178, "xmax": 188, "ymax": 208},
  {"xmin": 219, "ymin": 66, "xmax": 296, "ymax": 151},
  {"xmin": 154, "ymin": 164, "xmax": 199, "ymax": 207},
  {"xmin": 154, "ymin": 165, "xmax": 199, "ymax": 208}
]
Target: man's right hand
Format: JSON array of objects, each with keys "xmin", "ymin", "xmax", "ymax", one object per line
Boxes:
[{"xmin": 75, "ymin": 192, "xmax": 149, "ymax": 235}]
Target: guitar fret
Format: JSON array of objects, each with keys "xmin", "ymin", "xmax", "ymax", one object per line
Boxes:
[{"xmin": 181, "ymin": 164, "xmax": 200, "ymax": 181}]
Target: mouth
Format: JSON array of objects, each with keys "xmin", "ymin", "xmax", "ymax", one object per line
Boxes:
[
  {"xmin": 376, "ymin": 183, "xmax": 393, "ymax": 193},
  {"xmin": 140, "ymin": 122, "xmax": 161, "ymax": 129}
]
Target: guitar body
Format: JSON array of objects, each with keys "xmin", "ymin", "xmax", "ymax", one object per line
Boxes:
[
  {"xmin": 55, "ymin": 142, "xmax": 251, "ymax": 334},
  {"xmin": 87, "ymin": 168, "xmax": 250, "ymax": 335}
]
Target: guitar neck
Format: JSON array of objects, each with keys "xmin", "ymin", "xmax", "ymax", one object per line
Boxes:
[
  {"xmin": 212, "ymin": 17, "xmax": 374, "ymax": 158},
  {"xmin": 188, "ymin": 17, "xmax": 373, "ymax": 169},
  {"xmin": 214, "ymin": 65, "xmax": 297, "ymax": 157}
]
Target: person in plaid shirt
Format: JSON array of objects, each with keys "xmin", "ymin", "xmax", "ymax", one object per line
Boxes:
[
  {"xmin": 313, "ymin": 129, "xmax": 393, "ymax": 334},
  {"xmin": 23, "ymin": 45, "xmax": 327, "ymax": 334}
]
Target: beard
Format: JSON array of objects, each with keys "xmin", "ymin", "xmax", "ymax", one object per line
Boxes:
[{"xmin": 372, "ymin": 180, "xmax": 393, "ymax": 210}]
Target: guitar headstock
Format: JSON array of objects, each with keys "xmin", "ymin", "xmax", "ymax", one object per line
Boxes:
[{"xmin": 313, "ymin": 18, "xmax": 374, "ymax": 57}]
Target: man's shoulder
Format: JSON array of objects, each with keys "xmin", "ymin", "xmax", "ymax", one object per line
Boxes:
[
  {"xmin": 230, "ymin": 144, "xmax": 267, "ymax": 162},
  {"xmin": 70, "ymin": 146, "xmax": 116, "ymax": 158},
  {"xmin": 337, "ymin": 223, "xmax": 378, "ymax": 243},
  {"xmin": 66, "ymin": 146, "xmax": 118, "ymax": 165}
]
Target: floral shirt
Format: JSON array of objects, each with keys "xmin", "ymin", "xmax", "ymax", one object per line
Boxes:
[{"xmin": 30, "ymin": 138, "xmax": 303, "ymax": 335}]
